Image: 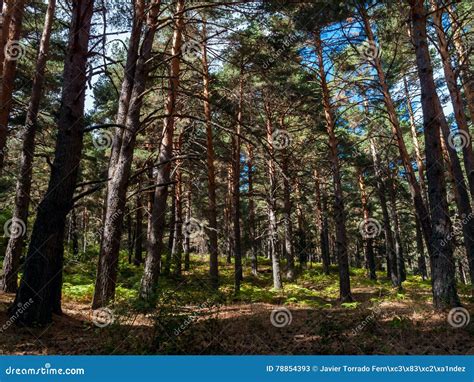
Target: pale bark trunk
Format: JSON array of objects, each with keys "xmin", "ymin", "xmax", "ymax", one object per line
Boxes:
[{"xmin": 1, "ymin": 0, "xmax": 56, "ymax": 293}]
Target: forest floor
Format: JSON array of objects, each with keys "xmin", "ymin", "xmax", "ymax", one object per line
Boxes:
[{"xmin": 0, "ymin": 255, "xmax": 473, "ymax": 355}]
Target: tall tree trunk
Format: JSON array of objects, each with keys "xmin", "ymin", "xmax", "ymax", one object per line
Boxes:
[
  {"xmin": 315, "ymin": 31, "xmax": 352, "ymax": 301},
  {"xmin": 183, "ymin": 183, "xmax": 191, "ymax": 271},
  {"xmin": 134, "ymin": 177, "xmax": 143, "ymax": 265},
  {"xmin": 408, "ymin": 0, "xmax": 460, "ymax": 309},
  {"xmin": 0, "ymin": 0, "xmax": 25, "ymax": 171},
  {"xmin": 0, "ymin": 0, "xmax": 12, "ymax": 78},
  {"xmin": 93, "ymin": 0, "xmax": 161, "ymax": 308},
  {"xmin": 232, "ymin": 70, "xmax": 243, "ymax": 292},
  {"xmin": 1, "ymin": 0, "xmax": 56, "ymax": 293},
  {"xmin": 431, "ymin": 0, "xmax": 474, "ymax": 200},
  {"xmin": 359, "ymin": 6, "xmax": 433, "ymax": 256},
  {"xmin": 264, "ymin": 101, "xmax": 282, "ymax": 290},
  {"xmin": 280, "ymin": 118, "xmax": 295, "ymax": 280},
  {"xmin": 415, "ymin": 217, "xmax": 428, "ymax": 280},
  {"xmin": 370, "ymin": 138, "xmax": 399, "ymax": 287},
  {"xmin": 200, "ymin": 19, "xmax": 219, "ymax": 290},
  {"xmin": 448, "ymin": 4, "xmax": 474, "ymax": 122},
  {"xmin": 314, "ymin": 168, "xmax": 330, "ymax": 274},
  {"xmin": 140, "ymin": 0, "xmax": 184, "ymax": 300},
  {"xmin": 357, "ymin": 170, "xmax": 376, "ymax": 280},
  {"xmin": 11, "ymin": 0, "xmax": 94, "ymax": 326},
  {"xmin": 404, "ymin": 76, "xmax": 428, "ymax": 204},
  {"xmin": 172, "ymin": 134, "xmax": 183, "ymax": 276},
  {"xmin": 388, "ymin": 176, "xmax": 406, "ymax": 284},
  {"xmin": 247, "ymin": 144, "xmax": 257, "ymax": 275}
]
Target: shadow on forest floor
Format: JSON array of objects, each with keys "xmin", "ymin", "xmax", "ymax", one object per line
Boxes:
[{"xmin": 0, "ymin": 257, "xmax": 473, "ymax": 355}]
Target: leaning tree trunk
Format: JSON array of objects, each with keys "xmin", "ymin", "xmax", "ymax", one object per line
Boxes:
[
  {"xmin": 359, "ymin": 6, "xmax": 433, "ymax": 257},
  {"xmin": 93, "ymin": 0, "xmax": 161, "ymax": 308},
  {"xmin": 408, "ymin": 0, "xmax": 460, "ymax": 309},
  {"xmin": 1, "ymin": 0, "xmax": 56, "ymax": 293},
  {"xmin": 0, "ymin": 0, "xmax": 25, "ymax": 171},
  {"xmin": 448, "ymin": 4, "xmax": 474, "ymax": 122},
  {"xmin": 140, "ymin": 0, "xmax": 184, "ymax": 300},
  {"xmin": 315, "ymin": 31, "xmax": 351, "ymax": 301},
  {"xmin": 431, "ymin": 0, "xmax": 474, "ymax": 200},
  {"xmin": 12, "ymin": 0, "xmax": 94, "ymax": 326}
]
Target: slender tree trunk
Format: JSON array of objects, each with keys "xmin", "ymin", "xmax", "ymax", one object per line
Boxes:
[
  {"xmin": 232, "ymin": 70, "xmax": 243, "ymax": 292},
  {"xmin": 134, "ymin": 178, "xmax": 143, "ymax": 265},
  {"xmin": 359, "ymin": 6, "xmax": 433, "ymax": 257},
  {"xmin": 357, "ymin": 170, "xmax": 376, "ymax": 280},
  {"xmin": 1, "ymin": 0, "xmax": 56, "ymax": 293},
  {"xmin": 431, "ymin": 0, "xmax": 474, "ymax": 200},
  {"xmin": 140, "ymin": 0, "xmax": 184, "ymax": 300},
  {"xmin": 0, "ymin": 0, "xmax": 25, "ymax": 171},
  {"xmin": 0, "ymin": 0, "xmax": 12, "ymax": 78},
  {"xmin": 247, "ymin": 144, "xmax": 257, "ymax": 275},
  {"xmin": 183, "ymin": 184, "xmax": 191, "ymax": 271},
  {"xmin": 11, "ymin": 0, "xmax": 94, "ymax": 326},
  {"xmin": 370, "ymin": 138, "xmax": 399, "ymax": 287},
  {"xmin": 93, "ymin": 0, "xmax": 161, "ymax": 308},
  {"xmin": 280, "ymin": 118, "xmax": 295, "ymax": 280},
  {"xmin": 388, "ymin": 176, "xmax": 406, "ymax": 284},
  {"xmin": 408, "ymin": 0, "xmax": 460, "ymax": 309},
  {"xmin": 200, "ymin": 19, "xmax": 219, "ymax": 290},
  {"xmin": 172, "ymin": 134, "xmax": 183, "ymax": 276},
  {"xmin": 448, "ymin": 4, "xmax": 474, "ymax": 122},
  {"xmin": 415, "ymin": 217, "xmax": 427, "ymax": 280},
  {"xmin": 314, "ymin": 169, "xmax": 330, "ymax": 274},
  {"xmin": 315, "ymin": 31, "xmax": 352, "ymax": 301},
  {"xmin": 264, "ymin": 101, "xmax": 282, "ymax": 290}
]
